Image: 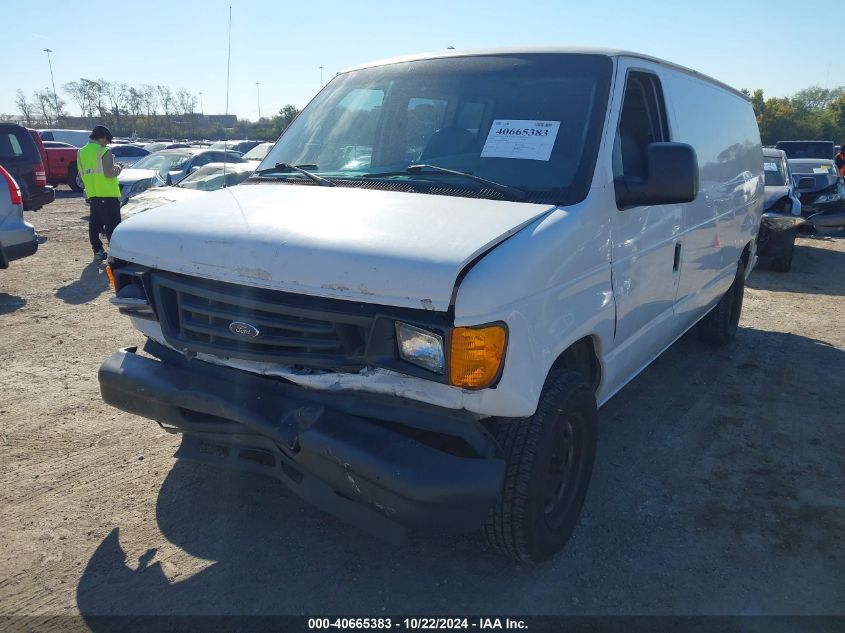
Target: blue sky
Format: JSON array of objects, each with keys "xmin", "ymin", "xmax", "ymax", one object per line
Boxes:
[{"xmin": 6, "ymin": 0, "xmax": 843, "ymax": 121}]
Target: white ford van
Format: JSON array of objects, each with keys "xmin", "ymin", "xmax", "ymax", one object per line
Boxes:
[{"xmin": 99, "ymin": 48, "xmax": 763, "ymax": 562}]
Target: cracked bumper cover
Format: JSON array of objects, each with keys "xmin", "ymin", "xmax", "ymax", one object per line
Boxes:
[{"xmin": 98, "ymin": 346, "xmax": 505, "ymax": 540}]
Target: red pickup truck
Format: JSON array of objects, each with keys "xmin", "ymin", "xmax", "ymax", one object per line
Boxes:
[{"xmin": 39, "ymin": 139, "xmax": 83, "ymax": 192}]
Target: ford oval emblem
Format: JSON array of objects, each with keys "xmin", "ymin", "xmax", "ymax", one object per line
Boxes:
[{"xmin": 229, "ymin": 321, "xmax": 260, "ymax": 338}]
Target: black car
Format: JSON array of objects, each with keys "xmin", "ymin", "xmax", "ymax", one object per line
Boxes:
[
  {"xmin": 775, "ymin": 140, "xmax": 836, "ymax": 160},
  {"xmin": 788, "ymin": 159, "xmax": 844, "ymax": 216},
  {"xmin": 0, "ymin": 122, "xmax": 55, "ymax": 211}
]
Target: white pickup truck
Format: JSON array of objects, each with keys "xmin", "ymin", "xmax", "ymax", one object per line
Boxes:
[{"xmin": 99, "ymin": 48, "xmax": 763, "ymax": 562}]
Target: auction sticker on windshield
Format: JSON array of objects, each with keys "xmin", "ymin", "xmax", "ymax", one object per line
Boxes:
[
  {"xmin": 481, "ymin": 120, "xmax": 561, "ymax": 161},
  {"xmin": 764, "ymin": 162, "xmax": 779, "ymax": 171}
]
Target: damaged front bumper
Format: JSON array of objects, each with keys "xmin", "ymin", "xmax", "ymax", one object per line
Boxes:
[
  {"xmin": 98, "ymin": 343, "xmax": 505, "ymax": 541},
  {"xmin": 761, "ymin": 212, "xmax": 805, "ymax": 232}
]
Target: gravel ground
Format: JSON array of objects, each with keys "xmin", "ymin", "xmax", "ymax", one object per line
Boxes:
[{"xmin": 1, "ymin": 191, "xmax": 844, "ymax": 622}]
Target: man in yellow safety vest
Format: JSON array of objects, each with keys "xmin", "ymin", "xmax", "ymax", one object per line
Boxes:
[{"xmin": 77, "ymin": 126, "xmax": 122, "ymax": 260}]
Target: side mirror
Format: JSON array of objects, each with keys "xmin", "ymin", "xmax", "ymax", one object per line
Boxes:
[
  {"xmin": 165, "ymin": 172, "xmax": 173, "ymax": 186},
  {"xmin": 796, "ymin": 177, "xmax": 815, "ymax": 190},
  {"xmin": 615, "ymin": 142, "xmax": 699, "ymax": 208}
]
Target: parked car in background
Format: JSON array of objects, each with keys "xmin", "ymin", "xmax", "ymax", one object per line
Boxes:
[
  {"xmin": 40, "ymin": 136, "xmax": 83, "ymax": 192},
  {"xmin": 117, "ymin": 148, "xmax": 246, "ymax": 203},
  {"xmin": 121, "ymin": 162, "xmax": 255, "ymax": 220},
  {"xmin": 108, "ymin": 144, "xmax": 150, "ymax": 167},
  {"xmin": 242, "ymin": 142, "xmax": 274, "ymax": 162},
  {"xmin": 26, "ymin": 128, "xmax": 50, "ymax": 178},
  {"xmin": 789, "ymin": 159, "xmax": 844, "ymax": 215},
  {"xmin": 140, "ymin": 142, "xmax": 192, "ymax": 153},
  {"xmin": 38, "ymin": 129, "xmax": 91, "ymax": 148},
  {"xmin": 1, "ymin": 123, "xmax": 54, "ymax": 211},
  {"xmin": 101, "ymin": 48, "xmax": 763, "ymax": 563},
  {"xmin": 0, "ymin": 165, "xmax": 38, "ymax": 269},
  {"xmin": 209, "ymin": 139, "xmax": 260, "ymax": 154},
  {"xmin": 776, "ymin": 140, "xmax": 836, "ymax": 160},
  {"xmin": 758, "ymin": 148, "xmax": 807, "ymax": 272}
]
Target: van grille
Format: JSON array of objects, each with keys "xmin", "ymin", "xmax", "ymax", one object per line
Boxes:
[{"xmin": 150, "ymin": 272, "xmax": 373, "ymax": 370}]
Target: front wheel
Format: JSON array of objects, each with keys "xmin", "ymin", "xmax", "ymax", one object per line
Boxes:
[
  {"xmin": 697, "ymin": 259, "xmax": 746, "ymax": 346},
  {"xmin": 482, "ymin": 370, "xmax": 597, "ymax": 563},
  {"xmin": 770, "ymin": 237, "xmax": 795, "ymax": 273},
  {"xmin": 68, "ymin": 165, "xmax": 83, "ymax": 193}
]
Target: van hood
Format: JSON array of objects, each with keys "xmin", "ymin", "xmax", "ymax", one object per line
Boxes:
[
  {"xmin": 120, "ymin": 186, "xmax": 205, "ymax": 220},
  {"xmin": 110, "ymin": 183, "xmax": 556, "ymax": 311}
]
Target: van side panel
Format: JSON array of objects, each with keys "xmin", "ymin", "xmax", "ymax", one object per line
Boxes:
[{"xmin": 662, "ymin": 71, "xmax": 763, "ymax": 330}]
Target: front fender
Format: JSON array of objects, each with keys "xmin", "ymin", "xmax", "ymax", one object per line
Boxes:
[{"xmin": 454, "ymin": 200, "xmax": 615, "ymax": 417}]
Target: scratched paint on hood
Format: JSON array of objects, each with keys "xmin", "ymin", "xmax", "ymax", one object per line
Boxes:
[{"xmin": 109, "ymin": 184, "xmax": 556, "ymax": 311}]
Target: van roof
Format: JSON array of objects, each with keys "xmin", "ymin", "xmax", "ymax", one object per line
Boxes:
[{"xmin": 341, "ymin": 47, "xmax": 749, "ymax": 101}]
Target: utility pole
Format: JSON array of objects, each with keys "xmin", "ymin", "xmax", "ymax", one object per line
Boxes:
[
  {"xmin": 256, "ymin": 82, "xmax": 261, "ymax": 119},
  {"xmin": 43, "ymin": 48, "xmax": 60, "ymax": 123},
  {"xmin": 320, "ymin": 66, "xmax": 324, "ymax": 88}
]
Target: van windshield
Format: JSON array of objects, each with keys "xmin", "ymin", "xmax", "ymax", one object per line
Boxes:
[{"xmin": 259, "ymin": 54, "xmax": 613, "ymax": 205}]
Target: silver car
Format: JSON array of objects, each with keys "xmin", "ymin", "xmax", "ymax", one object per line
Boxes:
[
  {"xmin": 0, "ymin": 165, "xmax": 38, "ymax": 269},
  {"xmin": 117, "ymin": 148, "xmax": 246, "ymax": 203},
  {"xmin": 108, "ymin": 143, "xmax": 150, "ymax": 167},
  {"xmin": 242, "ymin": 142, "xmax": 274, "ymax": 162},
  {"xmin": 121, "ymin": 162, "xmax": 255, "ymax": 220},
  {"xmin": 758, "ymin": 148, "xmax": 805, "ymax": 272}
]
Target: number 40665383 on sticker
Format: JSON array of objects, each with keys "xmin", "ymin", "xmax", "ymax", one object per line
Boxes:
[{"xmin": 480, "ymin": 119, "xmax": 561, "ymax": 161}]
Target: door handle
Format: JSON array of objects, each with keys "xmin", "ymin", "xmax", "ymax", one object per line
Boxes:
[{"xmin": 673, "ymin": 243, "xmax": 682, "ymax": 271}]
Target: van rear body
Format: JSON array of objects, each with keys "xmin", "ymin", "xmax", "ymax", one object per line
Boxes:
[{"xmin": 99, "ymin": 48, "xmax": 763, "ymax": 561}]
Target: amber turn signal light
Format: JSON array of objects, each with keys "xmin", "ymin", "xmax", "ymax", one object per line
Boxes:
[
  {"xmin": 449, "ymin": 324, "xmax": 507, "ymax": 390},
  {"xmin": 105, "ymin": 264, "xmax": 116, "ymax": 290}
]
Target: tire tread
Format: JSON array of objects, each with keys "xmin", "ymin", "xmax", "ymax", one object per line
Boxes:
[{"xmin": 482, "ymin": 370, "xmax": 596, "ymax": 562}]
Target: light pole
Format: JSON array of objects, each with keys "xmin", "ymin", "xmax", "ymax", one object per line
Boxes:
[
  {"xmin": 319, "ymin": 66, "xmax": 324, "ymax": 88},
  {"xmin": 199, "ymin": 91, "xmax": 204, "ymax": 116},
  {"xmin": 43, "ymin": 48, "xmax": 60, "ymax": 123},
  {"xmin": 256, "ymin": 82, "xmax": 261, "ymax": 120}
]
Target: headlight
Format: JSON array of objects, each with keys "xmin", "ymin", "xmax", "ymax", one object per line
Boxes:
[
  {"xmin": 816, "ymin": 191, "xmax": 841, "ymax": 204},
  {"xmin": 129, "ymin": 178, "xmax": 153, "ymax": 195},
  {"xmin": 449, "ymin": 324, "xmax": 507, "ymax": 390},
  {"xmin": 395, "ymin": 322, "xmax": 445, "ymax": 374},
  {"xmin": 106, "ymin": 263, "xmax": 155, "ymax": 319}
]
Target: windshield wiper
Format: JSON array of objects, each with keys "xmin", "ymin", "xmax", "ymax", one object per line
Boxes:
[
  {"xmin": 362, "ymin": 164, "xmax": 526, "ymax": 201},
  {"xmin": 254, "ymin": 163, "xmax": 334, "ymax": 187}
]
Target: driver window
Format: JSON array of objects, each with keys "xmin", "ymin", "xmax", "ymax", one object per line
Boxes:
[{"xmin": 614, "ymin": 72, "xmax": 669, "ymax": 180}]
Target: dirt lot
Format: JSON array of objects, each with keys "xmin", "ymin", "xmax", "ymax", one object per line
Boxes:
[{"xmin": 1, "ymin": 192, "xmax": 844, "ymax": 623}]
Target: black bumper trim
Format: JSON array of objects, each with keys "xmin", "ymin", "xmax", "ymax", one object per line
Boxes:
[
  {"xmin": 98, "ymin": 347, "xmax": 506, "ymax": 538},
  {"xmin": 806, "ymin": 211, "xmax": 845, "ymax": 229},
  {"xmin": 23, "ymin": 186, "xmax": 55, "ymax": 211},
  {"xmin": 0, "ymin": 237, "xmax": 38, "ymax": 268}
]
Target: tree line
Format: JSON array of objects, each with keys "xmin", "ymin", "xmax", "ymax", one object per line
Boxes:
[
  {"xmin": 13, "ymin": 78, "xmax": 300, "ymax": 141},
  {"xmin": 13, "ymin": 78, "xmax": 845, "ymax": 147},
  {"xmin": 744, "ymin": 86, "xmax": 844, "ymax": 146}
]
